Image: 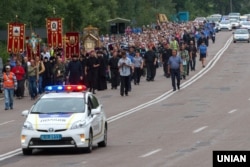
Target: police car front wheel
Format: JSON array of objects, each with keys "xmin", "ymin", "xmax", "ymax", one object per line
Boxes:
[
  {"xmin": 98, "ymin": 125, "xmax": 107, "ymax": 147},
  {"xmin": 22, "ymin": 148, "xmax": 32, "ymax": 155},
  {"xmin": 84, "ymin": 130, "xmax": 93, "ymax": 153}
]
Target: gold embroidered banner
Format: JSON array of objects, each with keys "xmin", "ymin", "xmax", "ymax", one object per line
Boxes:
[
  {"xmin": 7, "ymin": 22, "xmax": 25, "ymax": 53},
  {"xmin": 65, "ymin": 32, "xmax": 79, "ymax": 58},
  {"xmin": 46, "ymin": 18, "xmax": 63, "ymax": 48},
  {"xmin": 158, "ymin": 13, "xmax": 168, "ymax": 22}
]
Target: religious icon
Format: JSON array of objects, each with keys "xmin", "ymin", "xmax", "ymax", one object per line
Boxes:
[
  {"xmin": 13, "ymin": 26, "xmax": 20, "ymax": 36},
  {"xmin": 69, "ymin": 36, "xmax": 76, "ymax": 45},
  {"xmin": 51, "ymin": 21, "xmax": 58, "ymax": 31},
  {"xmin": 26, "ymin": 32, "xmax": 41, "ymax": 55}
]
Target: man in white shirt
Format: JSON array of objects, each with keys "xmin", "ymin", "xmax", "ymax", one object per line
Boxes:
[{"xmin": 118, "ymin": 50, "xmax": 132, "ymax": 96}]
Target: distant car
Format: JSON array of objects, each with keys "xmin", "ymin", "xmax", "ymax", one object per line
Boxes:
[
  {"xmin": 233, "ymin": 28, "xmax": 250, "ymax": 43},
  {"xmin": 207, "ymin": 14, "xmax": 222, "ymax": 24},
  {"xmin": 210, "ymin": 14, "xmax": 222, "ymax": 19},
  {"xmin": 207, "ymin": 16, "xmax": 221, "ymax": 24},
  {"xmin": 243, "ymin": 14, "xmax": 250, "ymax": 21},
  {"xmin": 218, "ymin": 20, "xmax": 232, "ymax": 31},
  {"xmin": 240, "ymin": 21, "xmax": 250, "ymax": 30},
  {"xmin": 230, "ymin": 19, "xmax": 240, "ymax": 28},
  {"xmin": 228, "ymin": 12, "xmax": 241, "ymax": 17},
  {"xmin": 221, "ymin": 15, "xmax": 229, "ymax": 21},
  {"xmin": 21, "ymin": 85, "xmax": 108, "ymax": 155},
  {"xmin": 239, "ymin": 16, "xmax": 248, "ymax": 25},
  {"xmin": 229, "ymin": 15, "xmax": 240, "ymax": 21},
  {"xmin": 194, "ymin": 17, "xmax": 207, "ymax": 23}
]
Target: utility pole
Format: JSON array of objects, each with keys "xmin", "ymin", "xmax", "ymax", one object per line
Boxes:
[{"xmin": 230, "ymin": 0, "xmax": 232, "ymax": 12}]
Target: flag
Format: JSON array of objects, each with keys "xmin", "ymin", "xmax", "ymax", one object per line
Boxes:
[
  {"xmin": 65, "ymin": 32, "xmax": 80, "ymax": 58},
  {"xmin": 7, "ymin": 22, "xmax": 25, "ymax": 53},
  {"xmin": 46, "ymin": 18, "xmax": 63, "ymax": 48}
]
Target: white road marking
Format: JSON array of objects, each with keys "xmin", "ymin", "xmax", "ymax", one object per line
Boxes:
[
  {"xmin": 0, "ymin": 120, "xmax": 15, "ymax": 126},
  {"xmin": 139, "ymin": 149, "xmax": 162, "ymax": 158},
  {"xmin": 193, "ymin": 126, "xmax": 208, "ymax": 133},
  {"xmin": 228, "ymin": 109, "xmax": 237, "ymax": 114},
  {"xmin": 0, "ymin": 149, "xmax": 21, "ymax": 161}
]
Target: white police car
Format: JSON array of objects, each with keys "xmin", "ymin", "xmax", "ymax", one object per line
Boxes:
[{"xmin": 21, "ymin": 85, "xmax": 107, "ymax": 155}]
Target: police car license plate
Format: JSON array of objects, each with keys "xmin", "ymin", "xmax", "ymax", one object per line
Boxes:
[{"xmin": 40, "ymin": 134, "xmax": 62, "ymax": 140}]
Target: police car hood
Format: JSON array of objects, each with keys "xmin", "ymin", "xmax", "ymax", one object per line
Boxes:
[{"xmin": 27, "ymin": 113, "xmax": 86, "ymax": 130}]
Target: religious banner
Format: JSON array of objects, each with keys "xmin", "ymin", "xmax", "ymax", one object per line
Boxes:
[
  {"xmin": 25, "ymin": 32, "xmax": 41, "ymax": 60},
  {"xmin": 65, "ymin": 32, "xmax": 79, "ymax": 58},
  {"xmin": 7, "ymin": 22, "xmax": 25, "ymax": 53},
  {"xmin": 157, "ymin": 13, "xmax": 168, "ymax": 22},
  {"xmin": 46, "ymin": 18, "xmax": 63, "ymax": 48}
]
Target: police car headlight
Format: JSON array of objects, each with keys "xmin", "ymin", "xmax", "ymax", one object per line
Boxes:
[
  {"xmin": 23, "ymin": 121, "xmax": 34, "ymax": 130},
  {"xmin": 71, "ymin": 120, "xmax": 86, "ymax": 129}
]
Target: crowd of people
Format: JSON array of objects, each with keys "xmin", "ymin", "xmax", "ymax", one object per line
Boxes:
[{"xmin": 0, "ymin": 20, "xmax": 216, "ymax": 110}]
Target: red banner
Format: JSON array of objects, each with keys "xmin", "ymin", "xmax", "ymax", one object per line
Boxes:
[
  {"xmin": 7, "ymin": 22, "xmax": 25, "ymax": 53},
  {"xmin": 65, "ymin": 32, "xmax": 80, "ymax": 58},
  {"xmin": 46, "ymin": 18, "xmax": 63, "ymax": 48}
]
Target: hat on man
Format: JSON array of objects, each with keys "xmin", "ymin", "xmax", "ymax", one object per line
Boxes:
[{"xmin": 6, "ymin": 65, "xmax": 11, "ymax": 69}]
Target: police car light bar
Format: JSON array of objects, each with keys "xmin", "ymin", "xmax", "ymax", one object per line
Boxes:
[{"xmin": 45, "ymin": 85, "xmax": 87, "ymax": 92}]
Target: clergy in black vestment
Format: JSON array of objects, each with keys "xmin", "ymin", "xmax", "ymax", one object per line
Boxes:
[
  {"xmin": 96, "ymin": 51, "xmax": 107, "ymax": 91},
  {"xmin": 66, "ymin": 54, "xmax": 83, "ymax": 85},
  {"xmin": 85, "ymin": 50, "xmax": 99, "ymax": 94}
]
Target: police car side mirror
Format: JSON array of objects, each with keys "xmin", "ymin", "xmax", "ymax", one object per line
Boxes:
[
  {"xmin": 91, "ymin": 108, "xmax": 101, "ymax": 115},
  {"xmin": 21, "ymin": 110, "xmax": 29, "ymax": 117}
]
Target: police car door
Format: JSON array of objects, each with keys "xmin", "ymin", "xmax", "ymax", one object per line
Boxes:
[{"xmin": 88, "ymin": 95, "xmax": 102, "ymax": 138}]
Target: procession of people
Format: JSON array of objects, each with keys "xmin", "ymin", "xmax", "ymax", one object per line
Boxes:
[{"xmin": 1, "ymin": 19, "xmax": 217, "ymax": 109}]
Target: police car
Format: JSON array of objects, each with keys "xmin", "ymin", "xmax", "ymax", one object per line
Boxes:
[{"xmin": 21, "ymin": 85, "xmax": 107, "ymax": 155}]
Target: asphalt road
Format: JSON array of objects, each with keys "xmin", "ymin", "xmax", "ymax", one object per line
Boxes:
[{"xmin": 1, "ymin": 31, "xmax": 249, "ymax": 167}]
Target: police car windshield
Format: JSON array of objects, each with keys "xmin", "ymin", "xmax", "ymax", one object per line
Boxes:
[{"xmin": 31, "ymin": 98, "xmax": 85, "ymax": 114}]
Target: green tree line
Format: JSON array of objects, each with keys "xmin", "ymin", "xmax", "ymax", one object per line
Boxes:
[
  {"xmin": 0, "ymin": 0, "xmax": 249, "ymax": 61},
  {"xmin": 0, "ymin": 0, "xmax": 250, "ymax": 33}
]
